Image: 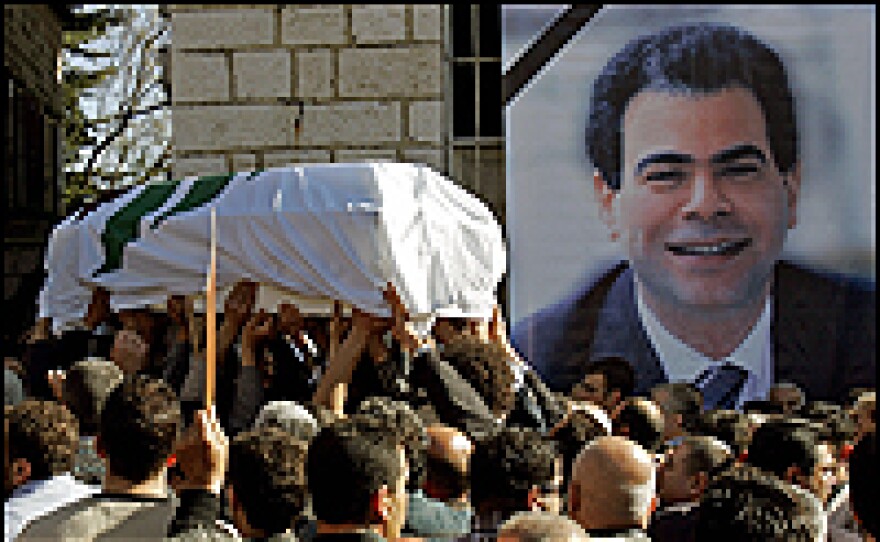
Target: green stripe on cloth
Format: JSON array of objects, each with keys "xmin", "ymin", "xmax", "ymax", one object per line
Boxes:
[
  {"xmin": 96, "ymin": 181, "xmax": 180, "ymax": 276},
  {"xmin": 150, "ymin": 173, "xmax": 236, "ymax": 230}
]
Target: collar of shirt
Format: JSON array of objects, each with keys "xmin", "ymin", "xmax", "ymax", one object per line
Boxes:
[{"xmin": 634, "ymin": 277, "xmax": 772, "ymax": 385}]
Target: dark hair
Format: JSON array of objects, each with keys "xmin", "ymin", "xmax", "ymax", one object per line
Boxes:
[
  {"xmin": 614, "ymin": 397, "xmax": 665, "ymax": 453},
  {"xmin": 742, "ymin": 400, "xmax": 784, "ymax": 416},
  {"xmin": 62, "ymin": 359, "xmax": 124, "ymax": 435},
  {"xmin": 441, "ymin": 334, "xmax": 516, "ymax": 417},
  {"xmin": 680, "ymin": 435, "xmax": 732, "ymax": 480},
  {"xmin": 696, "ymin": 465, "xmax": 813, "ymax": 541},
  {"xmin": 585, "ymin": 357, "xmax": 635, "ymax": 398},
  {"xmin": 549, "ymin": 404, "xmax": 609, "ymax": 497},
  {"xmin": 747, "ymin": 420, "xmax": 818, "ymax": 480},
  {"xmin": 355, "ymin": 396, "xmax": 429, "ymax": 491},
  {"xmin": 587, "ymin": 22, "xmax": 798, "ymax": 190},
  {"xmin": 652, "ymin": 382, "xmax": 704, "ymax": 433},
  {"xmin": 99, "ymin": 374, "xmax": 181, "ymax": 484},
  {"xmin": 307, "ymin": 420, "xmax": 404, "ymax": 525},
  {"xmin": 849, "ymin": 431, "xmax": 878, "ymax": 537},
  {"xmin": 425, "ymin": 452, "xmax": 469, "ymax": 502},
  {"xmin": 470, "ymin": 426, "xmax": 557, "ymax": 515},
  {"xmin": 701, "ymin": 409, "xmax": 748, "ymax": 457},
  {"xmin": 229, "ymin": 427, "xmax": 308, "ymax": 535},
  {"xmin": 6, "ymin": 400, "xmax": 80, "ymax": 479}
]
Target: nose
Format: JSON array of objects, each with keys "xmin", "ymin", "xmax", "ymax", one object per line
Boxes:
[{"xmin": 681, "ymin": 167, "xmax": 733, "ymax": 220}]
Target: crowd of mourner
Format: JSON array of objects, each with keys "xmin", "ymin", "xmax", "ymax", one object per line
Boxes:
[{"xmin": 4, "ymin": 282, "xmax": 877, "ymax": 541}]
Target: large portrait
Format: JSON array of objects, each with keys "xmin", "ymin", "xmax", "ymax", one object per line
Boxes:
[{"xmin": 506, "ymin": 5, "xmax": 875, "ymax": 403}]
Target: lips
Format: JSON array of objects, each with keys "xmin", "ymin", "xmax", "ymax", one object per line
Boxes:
[{"xmin": 666, "ymin": 238, "xmax": 752, "ymax": 257}]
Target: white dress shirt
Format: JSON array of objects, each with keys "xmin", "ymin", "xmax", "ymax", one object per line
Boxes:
[
  {"xmin": 4, "ymin": 473, "xmax": 98, "ymax": 542},
  {"xmin": 635, "ymin": 282, "xmax": 773, "ymax": 409}
]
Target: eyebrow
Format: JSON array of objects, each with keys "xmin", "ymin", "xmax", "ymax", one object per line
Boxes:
[
  {"xmin": 634, "ymin": 152, "xmax": 694, "ymax": 176},
  {"xmin": 709, "ymin": 144, "xmax": 768, "ymax": 166}
]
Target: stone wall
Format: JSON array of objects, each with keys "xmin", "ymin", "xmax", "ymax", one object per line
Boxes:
[{"xmin": 168, "ymin": 5, "xmax": 447, "ymax": 179}]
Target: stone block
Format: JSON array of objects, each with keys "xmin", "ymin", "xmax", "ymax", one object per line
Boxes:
[
  {"xmin": 172, "ymin": 52, "xmax": 229, "ymax": 103},
  {"xmin": 408, "ymin": 101, "xmax": 444, "ymax": 142},
  {"xmin": 351, "ymin": 5, "xmax": 406, "ymax": 44},
  {"xmin": 173, "ymin": 154, "xmax": 228, "ymax": 179},
  {"xmin": 336, "ymin": 149, "xmax": 398, "ymax": 163},
  {"xmin": 296, "ymin": 49, "xmax": 335, "ymax": 99},
  {"xmin": 231, "ymin": 153, "xmax": 257, "ymax": 173},
  {"xmin": 171, "ymin": 9, "xmax": 274, "ymax": 49},
  {"xmin": 339, "ymin": 46, "xmax": 443, "ymax": 98},
  {"xmin": 173, "ymin": 105, "xmax": 296, "ymax": 151},
  {"xmin": 281, "ymin": 6, "xmax": 346, "ymax": 46},
  {"xmin": 413, "ymin": 5, "xmax": 443, "ymax": 41},
  {"xmin": 233, "ymin": 50, "xmax": 291, "ymax": 99},
  {"xmin": 298, "ymin": 102, "xmax": 400, "ymax": 146},
  {"xmin": 264, "ymin": 149, "xmax": 332, "ymax": 168}
]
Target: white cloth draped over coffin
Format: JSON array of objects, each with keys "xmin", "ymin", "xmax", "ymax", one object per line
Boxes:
[{"xmin": 39, "ymin": 163, "xmax": 506, "ymax": 332}]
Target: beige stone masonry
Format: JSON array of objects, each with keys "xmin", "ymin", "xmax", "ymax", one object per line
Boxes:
[
  {"xmin": 298, "ymin": 102, "xmax": 401, "ymax": 146},
  {"xmin": 233, "ymin": 50, "xmax": 291, "ymax": 99},
  {"xmin": 171, "ymin": 9, "xmax": 274, "ymax": 49},
  {"xmin": 296, "ymin": 49, "xmax": 336, "ymax": 99},
  {"xmin": 351, "ymin": 5, "xmax": 407, "ymax": 44},
  {"xmin": 338, "ymin": 46, "xmax": 443, "ymax": 98},
  {"xmin": 172, "ymin": 52, "xmax": 229, "ymax": 102},
  {"xmin": 280, "ymin": 6, "xmax": 347, "ymax": 46},
  {"xmin": 173, "ymin": 105, "xmax": 296, "ymax": 152}
]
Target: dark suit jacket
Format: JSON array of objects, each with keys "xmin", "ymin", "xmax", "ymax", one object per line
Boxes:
[{"xmin": 511, "ymin": 261, "xmax": 876, "ymax": 402}]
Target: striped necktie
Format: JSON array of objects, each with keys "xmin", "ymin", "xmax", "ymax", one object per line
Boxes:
[{"xmin": 694, "ymin": 362, "xmax": 749, "ymax": 410}]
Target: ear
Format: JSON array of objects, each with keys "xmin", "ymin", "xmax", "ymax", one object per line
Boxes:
[
  {"xmin": 782, "ymin": 162, "xmax": 801, "ymax": 230},
  {"xmin": 11, "ymin": 457, "xmax": 32, "ymax": 487},
  {"xmin": 527, "ymin": 485, "xmax": 542, "ymax": 511},
  {"xmin": 372, "ymin": 485, "xmax": 391, "ymax": 521},
  {"xmin": 568, "ymin": 482, "xmax": 581, "ymax": 514},
  {"xmin": 691, "ymin": 471, "xmax": 709, "ymax": 498},
  {"xmin": 593, "ymin": 170, "xmax": 620, "ymax": 241}
]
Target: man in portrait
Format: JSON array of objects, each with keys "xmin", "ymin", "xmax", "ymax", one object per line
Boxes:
[{"xmin": 512, "ymin": 22, "xmax": 875, "ymax": 408}]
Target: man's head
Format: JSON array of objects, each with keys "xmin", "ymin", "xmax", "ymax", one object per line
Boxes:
[
  {"xmin": 568, "ymin": 435, "xmax": 656, "ymax": 532},
  {"xmin": 651, "ymin": 383, "xmax": 703, "ymax": 441},
  {"xmin": 441, "ymin": 333, "xmax": 517, "ymax": 420},
  {"xmin": 99, "ymin": 374, "xmax": 181, "ymax": 485},
  {"xmin": 571, "ymin": 357, "xmax": 634, "ymax": 413},
  {"xmin": 61, "ymin": 358, "xmax": 124, "ymax": 436},
  {"xmin": 252, "ymin": 400, "xmax": 319, "ymax": 443},
  {"xmin": 423, "ymin": 424, "xmax": 472, "ymax": 503},
  {"xmin": 5, "ymin": 400, "xmax": 79, "ymax": 497},
  {"xmin": 747, "ymin": 419, "xmax": 835, "ymax": 504},
  {"xmin": 498, "ymin": 510, "xmax": 590, "ymax": 542},
  {"xmin": 849, "ymin": 430, "xmax": 878, "ymax": 539},
  {"xmin": 612, "ymin": 397, "xmax": 665, "ymax": 454},
  {"xmin": 587, "ymin": 23, "xmax": 800, "ymax": 313},
  {"xmin": 657, "ymin": 435, "xmax": 731, "ymax": 506},
  {"xmin": 471, "ymin": 426, "xmax": 559, "ymax": 518},
  {"xmin": 548, "ymin": 401, "xmax": 612, "ymax": 498},
  {"xmin": 355, "ymin": 396, "xmax": 429, "ymax": 492},
  {"xmin": 307, "ymin": 420, "xmax": 408, "ymax": 539},
  {"xmin": 227, "ymin": 426, "xmax": 309, "ymax": 537},
  {"xmin": 769, "ymin": 383, "xmax": 805, "ymax": 416},
  {"xmin": 696, "ymin": 464, "xmax": 815, "ymax": 541},
  {"xmin": 850, "ymin": 390, "xmax": 876, "ymax": 443},
  {"xmin": 702, "ymin": 408, "xmax": 750, "ymax": 457}
]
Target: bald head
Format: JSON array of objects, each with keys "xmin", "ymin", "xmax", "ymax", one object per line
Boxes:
[
  {"xmin": 569, "ymin": 435, "xmax": 656, "ymax": 531},
  {"xmin": 424, "ymin": 424, "xmax": 472, "ymax": 502},
  {"xmin": 499, "ymin": 510, "xmax": 590, "ymax": 542}
]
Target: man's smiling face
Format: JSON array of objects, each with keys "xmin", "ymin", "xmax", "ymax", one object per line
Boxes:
[{"xmin": 595, "ymin": 86, "xmax": 800, "ymax": 311}]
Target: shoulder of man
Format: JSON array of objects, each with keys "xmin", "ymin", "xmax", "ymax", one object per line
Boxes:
[{"xmin": 511, "ymin": 260, "xmax": 630, "ymax": 390}]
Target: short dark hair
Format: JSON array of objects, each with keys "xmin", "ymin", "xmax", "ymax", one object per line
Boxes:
[
  {"xmin": 307, "ymin": 420, "xmax": 404, "ymax": 525},
  {"xmin": 6, "ymin": 400, "xmax": 80, "ymax": 479},
  {"xmin": 585, "ymin": 357, "xmax": 635, "ymax": 398},
  {"xmin": 470, "ymin": 426, "xmax": 557, "ymax": 514},
  {"xmin": 229, "ymin": 427, "xmax": 308, "ymax": 535},
  {"xmin": 700, "ymin": 409, "xmax": 749, "ymax": 457},
  {"xmin": 614, "ymin": 397, "xmax": 665, "ymax": 453},
  {"xmin": 441, "ymin": 334, "xmax": 516, "ymax": 417},
  {"xmin": 680, "ymin": 435, "xmax": 732, "ymax": 480},
  {"xmin": 849, "ymin": 431, "xmax": 878, "ymax": 537},
  {"xmin": 62, "ymin": 358, "xmax": 124, "ymax": 435},
  {"xmin": 99, "ymin": 374, "xmax": 181, "ymax": 484},
  {"xmin": 587, "ymin": 22, "xmax": 798, "ymax": 191},
  {"xmin": 696, "ymin": 464, "xmax": 813, "ymax": 540},
  {"xmin": 652, "ymin": 382, "xmax": 704, "ymax": 433},
  {"xmin": 747, "ymin": 420, "xmax": 818, "ymax": 479},
  {"xmin": 425, "ymin": 452, "xmax": 469, "ymax": 502},
  {"xmin": 355, "ymin": 396, "xmax": 429, "ymax": 491},
  {"xmin": 742, "ymin": 400, "xmax": 784, "ymax": 416}
]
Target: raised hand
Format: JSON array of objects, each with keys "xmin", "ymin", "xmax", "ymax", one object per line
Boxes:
[
  {"xmin": 241, "ymin": 309, "xmax": 276, "ymax": 367},
  {"xmin": 170, "ymin": 407, "xmax": 229, "ymax": 495}
]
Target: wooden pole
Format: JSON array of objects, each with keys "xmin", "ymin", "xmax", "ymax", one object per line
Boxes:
[{"xmin": 205, "ymin": 207, "xmax": 216, "ymax": 410}]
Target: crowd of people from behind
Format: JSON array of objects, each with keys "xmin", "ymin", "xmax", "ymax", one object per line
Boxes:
[{"xmin": 3, "ymin": 280, "xmax": 877, "ymax": 541}]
